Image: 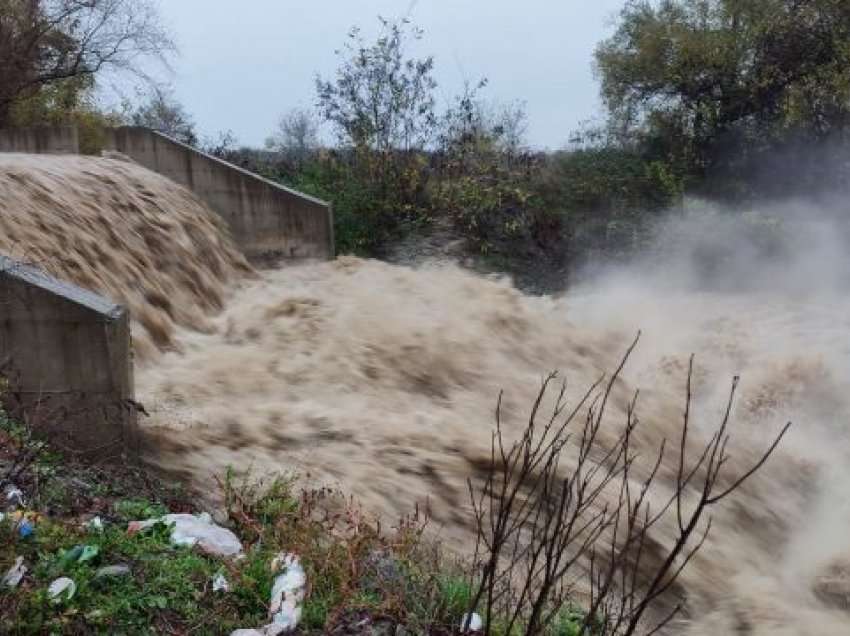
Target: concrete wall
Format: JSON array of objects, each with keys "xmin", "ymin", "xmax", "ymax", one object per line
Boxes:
[
  {"xmin": 0, "ymin": 255, "xmax": 136, "ymax": 460},
  {"xmin": 0, "ymin": 126, "xmax": 79, "ymax": 154},
  {"xmin": 104, "ymin": 127, "xmax": 334, "ymax": 260}
]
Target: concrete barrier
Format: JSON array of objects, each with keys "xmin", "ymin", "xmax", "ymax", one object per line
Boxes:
[
  {"xmin": 0, "ymin": 255, "xmax": 136, "ymax": 459},
  {"xmin": 0, "ymin": 126, "xmax": 79, "ymax": 154},
  {"xmin": 103, "ymin": 127, "xmax": 335, "ymax": 260}
]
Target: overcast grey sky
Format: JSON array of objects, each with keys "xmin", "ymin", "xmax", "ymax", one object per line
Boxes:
[{"xmin": 158, "ymin": 1, "xmax": 625, "ymax": 150}]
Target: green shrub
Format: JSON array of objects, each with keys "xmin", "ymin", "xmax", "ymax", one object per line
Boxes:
[
  {"xmin": 285, "ymin": 155, "xmax": 423, "ymax": 255},
  {"xmin": 433, "ymin": 173, "xmax": 539, "ymax": 254},
  {"xmin": 534, "ymin": 147, "xmax": 682, "ymax": 251}
]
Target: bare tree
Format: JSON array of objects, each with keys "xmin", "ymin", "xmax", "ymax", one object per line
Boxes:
[
  {"xmin": 129, "ymin": 86, "xmax": 197, "ymax": 145},
  {"xmin": 465, "ymin": 334, "xmax": 790, "ymax": 635},
  {"xmin": 438, "ymin": 81, "xmax": 528, "ymax": 169},
  {"xmin": 0, "ymin": 0, "xmax": 174, "ymax": 127},
  {"xmin": 265, "ymin": 107, "xmax": 319, "ymax": 165},
  {"xmin": 202, "ymin": 128, "xmax": 238, "ymax": 161},
  {"xmin": 492, "ymin": 100, "xmax": 529, "ymax": 158}
]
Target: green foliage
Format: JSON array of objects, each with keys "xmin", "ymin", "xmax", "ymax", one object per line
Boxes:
[
  {"xmin": 286, "ymin": 157, "xmax": 401, "ymax": 255},
  {"xmin": 530, "ymin": 145, "xmax": 682, "ymax": 258},
  {"xmin": 301, "ymin": 594, "xmax": 334, "ymax": 630},
  {"xmin": 316, "ymin": 17, "xmax": 437, "ymax": 153},
  {"xmin": 309, "ymin": 17, "xmax": 441, "ymax": 254},
  {"xmin": 113, "ymin": 499, "xmax": 168, "ymax": 522},
  {"xmin": 1, "ymin": 466, "xmax": 293, "ymax": 634},
  {"xmin": 0, "ymin": 388, "xmax": 59, "ymax": 499},
  {"xmin": 433, "ymin": 173, "xmax": 538, "ymax": 255},
  {"xmin": 429, "ymin": 82, "xmax": 558, "ymax": 259},
  {"xmin": 220, "ymin": 467, "xmax": 298, "ymax": 530},
  {"xmin": 2, "ymin": 397, "xmax": 597, "ymax": 636},
  {"xmin": 0, "ymin": 0, "xmax": 173, "ymax": 128},
  {"xmin": 0, "ymin": 518, "xmax": 269, "ymax": 634},
  {"xmin": 436, "ymin": 573, "xmax": 474, "ymax": 618},
  {"xmin": 278, "ymin": 13, "xmax": 682, "ymax": 266},
  {"xmin": 8, "ymin": 76, "xmax": 122, "ymax": 155},
  {"xmin": 549, "ymin": 607, "xmax": 588, "ymax": 636},
  {"xmin": 538, "ymin": 146, "xmax": 682, "ymax": 219},
  {"xmin": 596, "ymin": 0, "xmax": 850, "ymax": 197}
]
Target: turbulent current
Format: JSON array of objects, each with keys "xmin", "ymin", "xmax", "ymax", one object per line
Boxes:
[
  {"xmin": 3, "ymin": 154, "xmax": 850, "ymax": 634},
  {"xmin": 0, "ymin": 153, "xmax": 250, "ymax": 361}
]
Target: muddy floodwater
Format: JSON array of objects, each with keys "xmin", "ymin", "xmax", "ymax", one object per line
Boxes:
[{"xmin": 4, "ymin": 154, "xmax": 850, "ymax": 634}]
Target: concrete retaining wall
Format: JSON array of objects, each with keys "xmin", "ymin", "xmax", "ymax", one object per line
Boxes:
[
  {"xmin": 104, "ymin": 127, "xmax": 334, "ymax": 260},
  {"xmin": 0, "ymin": 126, "xmax": 79, "ymax": 154},
  {"xmin": 0, "ymin": 255, "xmax": 136, "ymax": 459}
]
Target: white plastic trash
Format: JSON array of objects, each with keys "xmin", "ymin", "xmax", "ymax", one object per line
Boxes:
[
  {"xmin": 48, "ymin": 577, "xmax": 77, "ymax": 603},
  {"xmin": 4, "ymin": 485, "xmax": 24, "ymax": 509},
  {"xmin": 2, "ymin": 556, "xmax": 26, "ymax": 589},
  {"xmin": 230, "ymin": 626, "xmax": 288, "ymax": 636},
  {"xmin": 460, "ymin": 612, "xmax": 483, "ymax": 632},
  {"xmin": 85, "ymin": 516, "xmax": 104, "ymax": 532},
  {"xmin": 269, "ymin": 553, "xmax": 306, "ymax": 632},
  {"xmin": 231, "ymin": 553, "xmax": 307, "ymax": 635},
  {"xmin": 129, "ymin": 513, "xmax": 243, "ymax": 558},
  {"xmin": 213, "ymin": 572, "xmax": 230, "ymax": 592}
]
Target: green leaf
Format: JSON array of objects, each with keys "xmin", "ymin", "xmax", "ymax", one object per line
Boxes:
[{"xmin": 148, "ymin": 595, "xmax": 168, "ymax": 609}]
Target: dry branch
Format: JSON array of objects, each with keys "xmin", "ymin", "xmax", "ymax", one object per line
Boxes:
[{"xmin": 465, "ymin": 334, "xmax": 789, "ymax": 635}]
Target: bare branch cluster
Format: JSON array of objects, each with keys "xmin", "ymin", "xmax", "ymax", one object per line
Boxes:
[
  {"xmin": 128, "ymin": 85, "xmax": 197, "ymax": 146},
  {"xmin": 0, "ymin": 0, "xmax": 174, "ymax": 125},
  {"xmin": 465, "ymin": 334, "xmax": 790, "ymax": 635},
  {"xmin": 265, "ymin": 107, "xmax": 320, "ymax": 166}
]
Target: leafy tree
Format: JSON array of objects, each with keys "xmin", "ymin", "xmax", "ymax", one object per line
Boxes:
[
  {"xmin": 0, "ymin": 0, "xmax": 173, "ymax": 128},
  {"xmin": 129, "ymin": 87, "xmax": 197, "ymax": 145},
  {"xmin": 314, "ymin": 17, "xmax": 438, "ymax": 236},
  {"xmin": 285, "ymin": 155, "xmax": 391, "ymax": 255},
  {"xmin": 436, "ymin": 80, "xmax": 493, "ymax": 172},
  {"xmin": 315, "ymin": 17, "xmax": 437, "ymax": 153},
  {"xmin": 432, "ymin": 81, "xmax": 555, "ymax": 259},
  {"xmin": 595, "ymin": 0, "xmax": 850, "ymax": 195},
  {"xmin": 537, "ymin": 146, "xmax": 682, "ymax": 250},
  {"xmin": 8, "ymin": 73, "xmax": 122, "ymax": 153},
  {"xmin": 9, "ymin": 74, "xmax": 95, "ymax": 125}
]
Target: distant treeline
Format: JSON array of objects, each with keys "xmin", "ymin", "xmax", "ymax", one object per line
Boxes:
[{"xmin": 3, "ymin": 1, "xmax": 850, "ymax": 266}]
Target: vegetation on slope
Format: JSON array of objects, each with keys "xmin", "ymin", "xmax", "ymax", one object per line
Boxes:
[
  {"xmin": 1, "ymin": 344, "xmax": 787, "ymax": 635},
  {"xmin": 5, "ymin": 2, "xmax": 849, "ymax": 280},
  {"xmin": 0, "ymin": 405, "xmax": 584, "ymax": 635}
]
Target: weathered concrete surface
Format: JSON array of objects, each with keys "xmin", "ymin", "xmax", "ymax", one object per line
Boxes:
[
  {"xmin": 103, "ymin": 127, "xmax": 334, "ymax": 260},
  {"xmin": 0, "ymin": 127, "xmax": 79, "ymax": 154},
  {"xmin": 0, "ymin": 255, "xmax": 136, "ymax": 459}
]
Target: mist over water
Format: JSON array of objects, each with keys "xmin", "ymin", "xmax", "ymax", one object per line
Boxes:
[
  {"xmin": 137, "ymin": 198, "xmax": 850, "ymax": 633},
  {"xmin": 136, "ymin": 201, "xmax": 850, "ymax": 633},
  {"xmin": 565, "ymin": 202, "xmax": 850, "ymax": 632},
  {"xmin": 3, "ymin": 153, "xmax": 850, "ymax": 633}
]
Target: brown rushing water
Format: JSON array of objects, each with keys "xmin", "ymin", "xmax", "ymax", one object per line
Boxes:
[
  {"xmin": 138, "ymin": 257, "xmax": 850, "ymax": 634},
  {"xmin": 0, "ymin": 153, "xmax": 250, "ymax": 361},
  {"xmin": 5, "ymin": 153, "xmax": 850, "ymax": 633}
]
